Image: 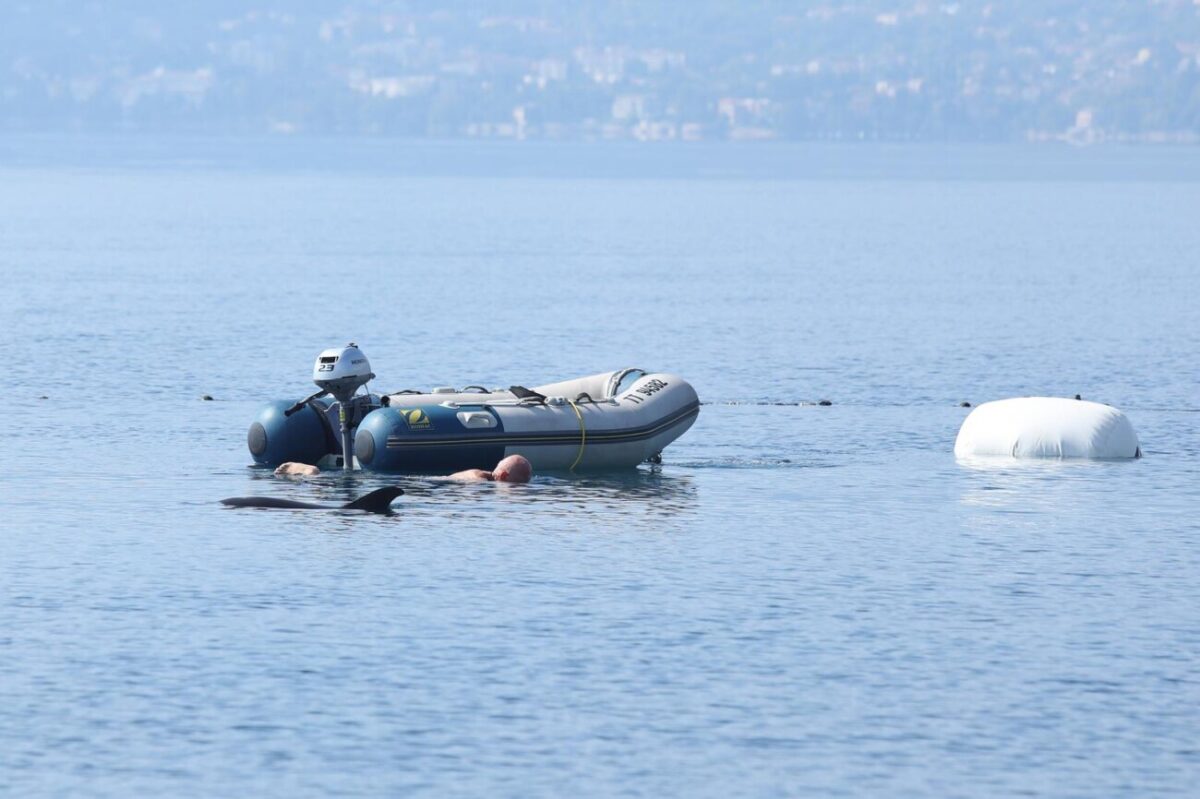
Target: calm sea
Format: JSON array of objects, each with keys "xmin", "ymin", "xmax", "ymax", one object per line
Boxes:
[{"xmin": 2, "ymin": 139, "xmax": 1198, "ymax": 797}]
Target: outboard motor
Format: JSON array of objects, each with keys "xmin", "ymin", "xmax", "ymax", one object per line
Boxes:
[
  {"xmin": 311, "ymin": 343, "xmax": 374, "ymax": 405},
  {"xmin": 246, "ymin": 343, "xmax": 380, "ymax": 470},
  {"xmin": 306, "ymin": 344, "xmax": 375, "ymax": 470}
]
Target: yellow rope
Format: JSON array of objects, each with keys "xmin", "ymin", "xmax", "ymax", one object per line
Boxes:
[{"xmin": 567, "ymin": 399, "xmax": 587, "ymax": 472}]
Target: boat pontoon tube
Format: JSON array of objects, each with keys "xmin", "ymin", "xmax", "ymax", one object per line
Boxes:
[
  {"xmin": 247, "ymin": 369, "xmax": 699, "ymax": 472},
  {"xmin": 356, "ymin": 371, "xmax": 699, "ymax": 472}
]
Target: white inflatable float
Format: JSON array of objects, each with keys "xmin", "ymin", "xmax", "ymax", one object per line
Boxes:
[{"xmin": 954, "ymin": 397, "xmax": 1141, "ymax": 460}]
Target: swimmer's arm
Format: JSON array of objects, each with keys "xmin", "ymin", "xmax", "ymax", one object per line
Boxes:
[{"xmin": 446, "ymin": 469, "xmax": 494, "ymax": 481}]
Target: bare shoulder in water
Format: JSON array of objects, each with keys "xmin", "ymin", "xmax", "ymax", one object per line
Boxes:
[{"xmin": 446, "ymin": 454, "xmax": 533, "ymax": 483}]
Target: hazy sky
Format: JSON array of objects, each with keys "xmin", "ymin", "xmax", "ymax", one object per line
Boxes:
[{"xmin": 4, "ymin": 2, "xmax": 1198, "ymax": 141}]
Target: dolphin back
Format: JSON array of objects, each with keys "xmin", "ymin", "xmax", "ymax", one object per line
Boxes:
[
  {"xmin": 341, "ymin": 486, "xmax": 405, "ymax": 513},
  {"xmin": 220, "ymin": 496, "xmax": 328, "ymax": 509},
  {"xmin": 220, "ymin": 486, "xmax": 403, "ymax": 513}
]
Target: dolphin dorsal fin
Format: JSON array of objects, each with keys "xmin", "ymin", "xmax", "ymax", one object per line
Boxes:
[{"xmin": 342, "ymin": 486, "xmax": 405, "ymax": 513}]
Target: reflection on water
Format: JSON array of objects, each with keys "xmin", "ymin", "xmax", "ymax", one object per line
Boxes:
[
  {"xmin": 534, "ymin": 468, "xmax": 699, "ymax": 515},
  {"xmin": 956, "ymin": 456, "xmax": 1139, "ymax": 512}
]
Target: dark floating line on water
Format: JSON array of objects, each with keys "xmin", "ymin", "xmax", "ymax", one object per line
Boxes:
[
  {"xmin": 669, "ymin": 457, "xmax": 839, "ymax": 470},
  {"xmin": 702, "ymin": 399, "xmax": 968, "ymax": 407},
  {"xmin": 702, "ymin": 400, "xmax": 1200, "ymax": 412},
  {"xmin": 701, "ymin": 400, "xmax": 833, "ymax": 407}
]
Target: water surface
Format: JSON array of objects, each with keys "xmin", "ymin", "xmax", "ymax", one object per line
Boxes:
[{"xmin": 2, "ymin": 142, "xmax": 1198, "ymax": 797}]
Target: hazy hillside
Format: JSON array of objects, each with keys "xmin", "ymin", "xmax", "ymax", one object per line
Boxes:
[{"xmin": 4, "ymin": 1, "xmax": 1199, "ymax": 142}]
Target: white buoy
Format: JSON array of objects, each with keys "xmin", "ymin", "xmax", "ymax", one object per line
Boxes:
[{"xmin": 954, "ymin": 397, "xmax": 1141, "ymax": 460}]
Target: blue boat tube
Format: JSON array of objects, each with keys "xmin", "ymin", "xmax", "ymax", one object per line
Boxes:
[
  {"xmin": 354, "ymin": 371, "xmax": 700, "ymax": 473},
  {"xmin": 246, "ymin": 399, "xmax": 334, "ymax": 467},
  {"xmin": 246, "ymin": 395, "xmax": 381, "ymax": 468}
]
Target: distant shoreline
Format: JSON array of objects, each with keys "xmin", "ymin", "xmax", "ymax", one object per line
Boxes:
[{"xmin": 3, "ymin": 134, "xmax": 1199, "ymax": 182}]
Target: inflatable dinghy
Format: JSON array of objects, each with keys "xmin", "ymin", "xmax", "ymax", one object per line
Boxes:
[
  {"xmin": 246, "ymin": 345, "xmax": 700, "ymax": 473},
  {"xmin": 954, "ymin": 397, "xmax": 1140, "ymax": 460}
]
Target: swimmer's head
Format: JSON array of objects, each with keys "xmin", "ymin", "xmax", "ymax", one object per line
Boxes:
[{"xmin": 492, "ymin": 454, "xmax": 532, "ymax": 483}]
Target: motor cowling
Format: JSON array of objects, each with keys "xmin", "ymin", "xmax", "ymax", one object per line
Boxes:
[{"xmin": 313, "ymin": 343, "xmax": 374, "ymax": 403}]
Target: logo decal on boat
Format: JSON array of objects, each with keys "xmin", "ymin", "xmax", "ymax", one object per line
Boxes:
[
  {"xmin": 399, "ymin": 408, "xmax": 433, "ymax": 430},
  {"xmin": 637, "ymin": 378, "xmax": 669, "ymax": 396}
]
